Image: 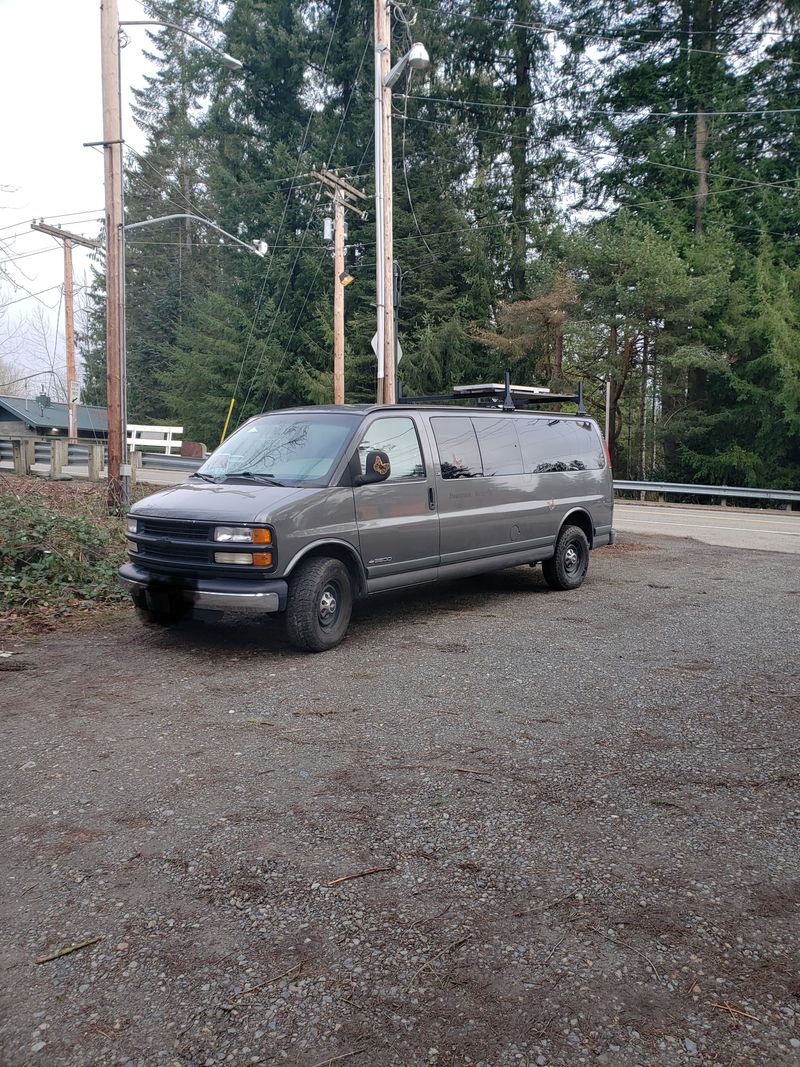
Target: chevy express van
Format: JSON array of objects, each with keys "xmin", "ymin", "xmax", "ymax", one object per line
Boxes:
[{"xmin": 120, "ymin": 386, "xmax": 614, "ymax": 651}]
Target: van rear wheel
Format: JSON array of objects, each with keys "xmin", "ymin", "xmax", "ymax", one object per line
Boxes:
[
  {"xmin": 542, "ymin": 525, "xmax": 590, "ymax": 591},
  {"xmin": 286, "ymin": 557, "xmax": 353, "ymax": 653}
]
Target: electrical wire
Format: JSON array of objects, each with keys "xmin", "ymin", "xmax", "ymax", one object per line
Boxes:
[
  {"xmin": 0, "ymin": 285, "xmax": 64, "ymax": 310},
  {"xmin": 0, "ymin": 209, "xmax": 104, "ymax": 235},
  {"xmin": 417, "ymin": 5, "xmax": 795, "ymax": 66},
  {"xmin": 244, "ymin": 33, "xmax": 374, "ymax": 418},
  {"xmin": 399, "ymin": 92, "xmax": 800, "ymax": 119},
  {"xmin": 230, "ymin": 0, "xmax": 349, "ymax": 425},
  {"xmin": 399, "ymin": 71, "xmax": 439, "ymax": 261}
]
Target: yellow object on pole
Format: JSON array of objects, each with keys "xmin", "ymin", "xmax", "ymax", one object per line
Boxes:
[{"xmin": 220, "ymin": 397, "xmax": 236, "ymax": 444}]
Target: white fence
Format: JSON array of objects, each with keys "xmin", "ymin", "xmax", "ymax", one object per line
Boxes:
[{"xmin": 127, "ymin": 424, "xmax": 183, "ymax": 455}]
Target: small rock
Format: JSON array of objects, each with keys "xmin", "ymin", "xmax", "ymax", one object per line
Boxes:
[{"xmin": 684, "ymin": 1038, "xmax": 698, "ymax": 1056}]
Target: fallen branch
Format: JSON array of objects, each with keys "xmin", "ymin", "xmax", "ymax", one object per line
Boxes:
[
  {"xmin": 309, "ymin": 1048, "xmax": 368, "ymax": 1067},
  {"xmin": 222, "ymin": 963, "xmax": 303, "ymax": 1008},
  {"xmin": 711, "ymin": 1002, "xmax": 760, "ymax": 1022},
  {"xmin": 584, "ymin": 925, "xmax": 661, "ymax": 981},
  {"xmin": 409, "ymin": 934, "xmax": 471, "ymax": 985},
  {"xmin": 542, "ymin": 933, "xmax": 567, "ymax": 966},
  {"xmin": 327, "ymin": 865, "xmax": 394, "ymax": 887},
  {"xmin": 36, "ymin": 935, "xmax": 104, "ymax": 964},
  {"xmin": 408, "ymin": 903, "xmax": 452, "ymax": 930},
  {"xmin": 453, "ymin": 767, "xmax": 492, "ymax": 776}
]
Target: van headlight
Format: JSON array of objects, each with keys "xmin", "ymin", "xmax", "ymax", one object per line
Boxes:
[
  {"xmin": 213, "ymin": 526, "xmax": 272, "ymax": 544},
  {"xmin": 126, "ymin": 516, "xmax": 138, "ymax": 534}
]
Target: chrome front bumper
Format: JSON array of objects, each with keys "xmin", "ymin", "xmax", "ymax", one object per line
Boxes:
[{"xmin": 119, "ymin": 563, "xmax": 287, "ymax": 614}]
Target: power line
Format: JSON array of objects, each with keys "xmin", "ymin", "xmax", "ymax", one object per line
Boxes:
[
  {"xmin": 399, "ymin": 92, "xmax": 800, "ymax": 119},
  {"xmin": 0, "ymin": 245, "xmax": 65, "ymax": 266},
  {"xmin": 419, "ymin": 5, "xmax": 794, "ymax": 66},
  {"xmin": 0, "ymin": 285, "xmax": 64, "ymax": 310},
  {"xmin": 240, "ymin": 28, "xmax": 372, "ymax": 422},
  {"xmin": 231, "ymin": 0, "xmax": 350, "ymax": 424},
  {"xmin": 0, "ymin": 209, "xmax": 104, "ymax": 235}
]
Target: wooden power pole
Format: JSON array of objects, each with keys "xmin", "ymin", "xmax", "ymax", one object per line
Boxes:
[
  {"xmin": 310, "ymin": 169, "xmax": 366, "ymax": 404},
  {"xmin": 31, "ymin": 222, "xmax": 100, "ymax": 440}
]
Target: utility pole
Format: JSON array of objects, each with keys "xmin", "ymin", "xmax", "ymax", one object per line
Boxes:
[
  {"xmin": 100, "ymin": 0, "xmax": 128, "ymax": 511},
  {"xmin": 310, "ymin": 169, "xmax": 366, "ymax": 405},
  {"xmin": 374, "ymin": 0, "xmax": 393, "ymax": 404},
  {"xmin": 333, "ymin": 194, "xmax": 346, "ymax": 404},
  {"xmin": 373, "ymin": 16, "xmax": 429, "ymax": 404},
  {"xmin": 30, "ymin": 222, "xmax": 100, "ymax": 441}
]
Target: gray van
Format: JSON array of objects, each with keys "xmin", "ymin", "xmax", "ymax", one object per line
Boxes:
[{"xmin": 119, "ymin": 385, "xmax": 614, "ymax": 652}]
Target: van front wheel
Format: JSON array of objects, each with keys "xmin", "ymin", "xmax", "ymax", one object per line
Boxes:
[
  {"xmin": 285, "ymin": 557, "xmax": 353, "ymax": 652},
  {"xmin": 542, "ymin": 526, "xmax": 590, "ymax": 591}
]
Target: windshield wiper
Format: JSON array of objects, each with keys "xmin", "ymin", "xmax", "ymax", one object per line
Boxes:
[
  {"xmin": 191, "ymin": 471, "xmax": 220, "ymax": 483},
  {"xmin": 222, "ymin": 471, "xmax": 287, "ymax": 486}
]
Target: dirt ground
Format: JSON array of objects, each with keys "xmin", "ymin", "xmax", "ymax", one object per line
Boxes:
[{"xmin": 1, "ymin": 535, "xmax": 798, "ymax": 1067}]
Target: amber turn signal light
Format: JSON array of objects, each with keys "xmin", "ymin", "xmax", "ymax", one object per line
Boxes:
[
  {"xmin": 252, "ymin": 528, "xmax": 272, "ymax": 544},
  {"xmin": 253, "ymin": 551, "xmax": 273, "ymax": 567}
]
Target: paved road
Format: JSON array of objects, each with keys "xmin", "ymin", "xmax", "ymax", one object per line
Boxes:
[{"xmin": 615, "ymin": 501, "xmax": 800, "ymax": 554}]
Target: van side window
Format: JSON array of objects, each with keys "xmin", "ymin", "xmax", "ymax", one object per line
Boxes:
[
  {"xmin": 516, "ymin": 417, "xmax": 605, "ymax": 473},
  {"xmin": 357, "ymin": 417, "xmax": 425, "ymax": 481},
  {"xmin": 431, "ymin": 417, "xmax": 483, "ymax": 479},
  {"xmin": 471, "ymin": 417, "xmax": 523, "ymax": 476}
]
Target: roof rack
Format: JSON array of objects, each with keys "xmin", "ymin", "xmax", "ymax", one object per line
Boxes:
[{"xmin": 397, "ymin": 370, "xmax": 586, "ymax": 414}]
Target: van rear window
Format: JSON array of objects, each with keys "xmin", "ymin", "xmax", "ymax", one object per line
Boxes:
[
  {"xmin": 471, "ymin": 417, "xmax": 524, "ymax": 476},
  {"xmin": 516, "ymin": 418, "xmax": 605, "ymax": 473},
  {"xmin": 431, "ymin": 417, "xmax": 483, "ymax": 479}
]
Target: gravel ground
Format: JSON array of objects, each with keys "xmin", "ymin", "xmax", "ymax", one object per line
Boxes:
[{"xmin": 1, "ymin": 534, "xmax": 799, "ymax": 1067}]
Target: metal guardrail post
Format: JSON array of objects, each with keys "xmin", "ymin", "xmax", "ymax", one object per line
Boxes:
[
  {"xmin": 50, "ymin": 439, "xmax": 68, "ymax": 478},
  {"xmin": 12, "ymin": 439, "xmax": 31, "ymax": 476},
  {"xmin": 87, "ymin": 443, "xmax": 104, "ymax": 482}
]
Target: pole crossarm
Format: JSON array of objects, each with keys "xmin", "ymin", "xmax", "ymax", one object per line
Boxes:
[
  {"xmin": 123, "ymin": 213, "xmax": 266, "ymax": 257},
  {"xmin": 30, "ymin": 222, "xmax": 100, "ymax": 250},
  {"xmin": 309, "ymin": 170, "xmax": 368, "ymax": 216}
]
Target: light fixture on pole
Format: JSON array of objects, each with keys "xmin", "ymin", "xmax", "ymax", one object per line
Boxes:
[
  {"xmin": 98, "ymin": 1, "xmax": 242, "ymax": 511},
  {"xmin": 124, "ymin": 214, "xmax": 268, "ymax": 258},
  {"xmin": 374, "ymin": 8, "xmax": 429, "ymax": 405}
]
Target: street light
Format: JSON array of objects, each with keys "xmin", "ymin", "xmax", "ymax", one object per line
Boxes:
[
  {"xmin": 373, "ymin": 6, "xmax": 430, "ymax": 404},
  {"xmin": 124, "ymin": 214, "xmax": 267, "ymax": 258},
  {"xmin": 99, "ymin": 1, "xmax": 242, "ymax": 510},
  {"xmin": 384, "ymin": 43, "xmax": 430, "ymax": 89}
]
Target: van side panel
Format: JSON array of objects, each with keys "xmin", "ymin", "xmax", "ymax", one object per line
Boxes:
[{"xmin": 272, "ymin": 488, "xmax": 360, "ymax": 577}]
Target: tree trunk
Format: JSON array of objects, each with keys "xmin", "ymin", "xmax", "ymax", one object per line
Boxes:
[
  {"xmin": 509, "ymin": 0, "xmax": 531, "ymax": 294},
  {"xmin": 638, "ymin": 332, "xmax": 649, "ymax": 488}
]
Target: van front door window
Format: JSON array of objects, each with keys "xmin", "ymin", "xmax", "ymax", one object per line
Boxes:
[{"xmin": 357, "ymin": 418, "xmax": 426, "ymax": 481}]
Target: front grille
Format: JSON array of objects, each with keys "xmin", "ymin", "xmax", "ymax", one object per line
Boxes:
[
  {"xmin": 131, "ymin": 517, "xmax": 275, "ymax": 579},
  {"xmin": 139, "ymin": 518, "xmax": 213, "ymax": 541},
  {"xmin": 140, "ymin": 543, "xmax": 212, "ymax": 564}
]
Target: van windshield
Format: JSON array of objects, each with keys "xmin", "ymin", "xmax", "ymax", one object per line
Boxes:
[{"xmin": 196, "ymin": 412, "xmax": 361, "ymax": 487}]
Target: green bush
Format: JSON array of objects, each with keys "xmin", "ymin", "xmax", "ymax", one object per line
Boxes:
[{"xmin": 0, "ymin": 492, "xmax": 127, "ymax": 617}]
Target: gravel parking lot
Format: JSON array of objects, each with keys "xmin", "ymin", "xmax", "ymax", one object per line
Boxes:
[{"xmin": 2, "ymin": 534, "xmax": 798, "ymax": 1067}]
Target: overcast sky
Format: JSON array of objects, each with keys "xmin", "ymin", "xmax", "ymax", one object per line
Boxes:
[{"xmin": 0, "ymin": 0, "xmax": 152, "ymax": 392}]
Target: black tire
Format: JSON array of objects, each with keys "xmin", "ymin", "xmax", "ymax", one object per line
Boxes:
[
  {"xmin": 542, "ymin": 525, "xmax": 590, "ymax": 591},
  {"xmin": 135, "ymin": 604, "xmax": 184, "ymax": 628},
  {"xmin": 133, "ymin": 589, "xmax": 186, "ymax": 628},
  {"xmin": 285, "ymin": 557, "xmax": 353, "ymax": 653}
]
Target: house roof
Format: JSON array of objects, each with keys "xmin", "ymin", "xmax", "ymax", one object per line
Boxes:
[{"xmin": 0, "ymin": 395, "xmax": 108, "ymax": 434}]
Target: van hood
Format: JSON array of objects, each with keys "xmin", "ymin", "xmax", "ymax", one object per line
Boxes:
[{"xmin": 130, "ymin": 479, "xmax": 321, "ymax": 523}]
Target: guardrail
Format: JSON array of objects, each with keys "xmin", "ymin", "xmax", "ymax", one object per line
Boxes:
[
  {"xmin": 613, "ymin": 479, "xmax": 800, "ymax": 505},
  {"xmin": 1, "ymin": 437, "xmax": 797, "ymax": 506}
]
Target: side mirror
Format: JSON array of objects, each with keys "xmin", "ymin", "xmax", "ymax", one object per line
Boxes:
[{"xmin": 354, "ymin": 449, "xmax": 391, "ymax": 486}]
